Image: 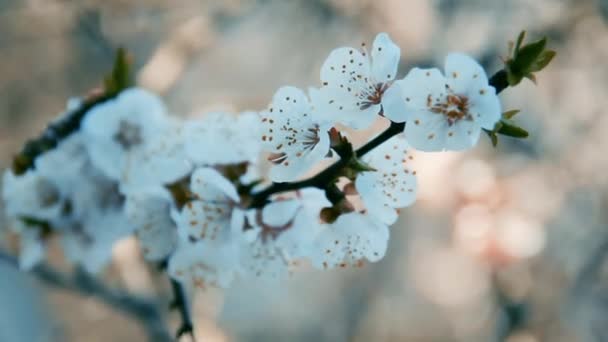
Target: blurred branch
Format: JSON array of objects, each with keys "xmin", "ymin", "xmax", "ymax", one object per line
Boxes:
[
  {"xmin": 170, "ymin": 279, "xmax": 195, "ymax": 340},
  {"xmin": 571, "ymin": 232, "xmax": 608, "ymax": 297},
  {"xmin": 0, "ymin": 250, "xmax": 173, "ymax": 342},
  {"xmin": 493, "ymin": 273, "xmax": 528, "ymax": 342}
]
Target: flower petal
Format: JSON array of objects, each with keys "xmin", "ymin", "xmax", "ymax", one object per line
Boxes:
[
  {"xmin": 190, "ymin": 167, "xmax": 239, "ymax": 202},
  {"xmin": 380, "ymin": 82, "xmax": 409, "ymax": 123},
  {"xmin": 397, "ymin": 68, "xmax": 447, "ymax": 112},
  {"xmin": 371, "ymin": 32, "xmax": 400, "ymax": 83},
  {"xmin": 404, "ymin": 109, "xmax": 449, "ymax": 151},
  {"xmin": 444, "ymin": 53, "xmax": 488, "ymax": 95}
]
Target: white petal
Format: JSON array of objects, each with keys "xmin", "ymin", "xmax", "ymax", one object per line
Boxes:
[
  {"xmin": 18, "ymin": 229, "xmax": 45, "ymax": 270},
  {"xmin": 260, "ymin": 86, "xmax": 312, "ymax": 152},
  {"xmin": 262, "ymin": 199, "xmax": 300, "ymax": 227},
  {"xmin": 177, "ymin": 200, "xmax": 232, "ymax": 242},
  {"xmin": 168, "ymin": 239, "xmax": 240, "ymax": 289},
  {"xmin": 126, "ymin": 192, "xmax": 177, "ymax": 261},
  {"xmin": 81, "ymin": 88, "xmax": 168, "ymax": 180},
  {"xmin": 320, "ymin": 47, "xmax": 371, "ymax": 88},
  {"xmin": 276, "ymin": 188, "xmax": 330, "ymax": 259},
  {"xmin": 468, "ymin": 87, "xmax": 501, "ymax": 130},
  {"xmin": 357, "ymin": 133, "xmax": 417, "ymax": 223},
  {"xmin": 381, "ymin": 82, "xmax": 409, "ymax": 123},
  {"xmin": 444, "ymin": 119, "xmax": 482, "ymax": 150},
  {"xmin": 397, "ymin": 68, "xmax": 447, "ymax": 112},
  {"xmin": 404, "ymin": 109, "xmax": 449, "ymax": 151},
  {"xmin": 444, "ymin": 53, "xmax": 488, "ymax": 95},
  {"xmin": 318, "ymin": 46, "xmax": 382, "ymax": 129},
  {"xmin": 190, "ymin": 167, "xmax": 239, "ymax": 202},
  {"xmin": 123, "ymin": 123, "xmax": 192, "ymax": 190},
  {"xmin": 311, "ymin": 213, "xmax": 389, "ymax": 269},
  {"xmin": 371, "ymin": 32, "xmax": 400, "ymax": 83},
  {"xmin": 312, "ymin": 84, "xmax": 380, "ymax": 129},
  {"xmin": 268, "ymin": 127, "xmax": 329, "ymax": 182}
]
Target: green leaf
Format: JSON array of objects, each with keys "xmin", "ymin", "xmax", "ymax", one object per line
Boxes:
[
  {"xmin": 511, "ymin": 37, "xmax": 546, "ymax": 73},
  {"xmin": 497, "ymin": 120, "xmax": 529, "ymax": 138},
  {"xmin": 502, "ymin": 109, "xmax": 521, "ymax": 120},
  {"xmin": 528, "ymin": 50, "xmax": 556, "ymax": 72},
  {"xmin": 514, "ymin": 30, "xmax": 527, "ymax": 55},
  {"xmin": 506, "ymin": 67, "xmax": 523, "ymax": 86},
  {"xmin": 104, "ymin": 47, "xmax": 133, "ymax": 95},
  {"xmin": 485, "ymin": 129, "xmax": 499, "ymax": 147},
  {"xmin": 524, "ymin": 73, "xmax": 537, "ymax": 84},
  {"xmin": 349, "ymin": 157, "xmax": 376, "ymax": 173}
]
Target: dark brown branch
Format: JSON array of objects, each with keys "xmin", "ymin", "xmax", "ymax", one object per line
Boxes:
[
  {"xmin": 170, "ymin": 279, "xmax": 195, "ymax": 340},
  {"xmin": 12, "ymin": 93, "xmax": 116, "ymax": 175},
  {"xmin": 249, "ymin": 69, "xmax": 509, "ymax": 208}
]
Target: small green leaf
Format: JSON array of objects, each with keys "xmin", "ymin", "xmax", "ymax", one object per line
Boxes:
[
  {"xmin": 349, "ymin": 157, "xmax": 376, "ymax": 173},
  {"xmin": 514, "ymin": 30, "xmax": 527, "ymax": 55},
  {"xmin": 502, "ymin": 109, "xmax": 521, "ymax": 120},
  {"xmin": 497, "ymin": 120, "xmax": 529, "ymax": 138},
  {"xmin": 524, "ymin": 73, "xmax": 537, "ymax": 84},
  {"xmin": 104, "ymin": 47, "xmax": 133, "ymax": 95},
  {"xmin": 510, "ymin": 37, "xmax": 546, "ymax": 73},
  {"xmin": 485, "ymin": 129, "xmax": 499, "ymax": 147},
  {"xmin": 506, "ymin": 67, "xmax": 523, "ymax": 86},
  {"xmin": 529, "ymin": 50, "xmax": 556, "ymax": 72}
]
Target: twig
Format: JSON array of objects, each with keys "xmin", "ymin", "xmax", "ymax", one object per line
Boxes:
[
  {"xmin": 11, "ymin": 93, "xmax": 115, "ymax": 175},
  {"xmin": 249, "ymin": 68, "xmax": 509, "ymax": 208},
  {"xmin": 170, "ymin": 279, "xmax": 195, "ymax": 340},
  {"xmin": 492, "ymin": 273, "xmax": 528, "ymax": 342},
  {"xmin": 0, "ymin": 250, "xmax": 173, "ymax": 342}
]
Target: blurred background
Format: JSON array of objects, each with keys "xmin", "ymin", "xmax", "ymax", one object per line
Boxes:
[{"xmin": 1, "ymin": 0, "xmax": 608, "ymax": 341}]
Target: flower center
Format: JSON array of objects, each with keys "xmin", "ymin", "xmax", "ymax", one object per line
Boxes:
[
  {"xmin": 358, "ymin": 82, "xmax": 389, "ymax": 110},
  {"xmin": 36, "ymin": 179, "xmax": 60, "ymax": 208},
  {"xmin": 428, "ymin": 93, "xmax": 472, "ymax": 126},
  {"xmin": 114, "ymin": 120, "xmax": 142, "ymax": 149},
  {"xmin": 268, "ymin": 125, "xmax": 320, "ymax": 165}
]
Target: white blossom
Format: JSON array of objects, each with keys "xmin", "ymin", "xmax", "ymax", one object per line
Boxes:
[
  {"xmin": 168, "ymin": 236, "xmax": 245, "ymax": 289},
  {"xmin": 173, "ymin": 167, "xmax": 244, "ymax": 242},
  {"xmin": 386, "ymin": 53, "xmax": 501, "ymax": 151},
  {"xmin": 355, "ymin": 133, "xmax": 417, "ymax": 225},
  {"xmin": 3, "ymin": 132, "xmax": 131, "ymax": 272},
  {"xmin": 121, "ymin": 119, "xmax": 192, "ymax": 192},
  {"xmin": 2, "ymin": 170, "xmax": 62, "ymax": 222},
  {"xmin": 125, "ymin": 189, "xmax": 177, "ymax": 261},
  {"xmin": 81, "ymin": 88, "xmax": 169, "ymax": 181},
  {"xmin": 310, "ymin": 212, "xmax": 389, "ymax": 269},
  {"xmin": 12, "ymin": 220, "xmax": 46, "ymax": 270},
  {"xmin": 184, "ymin": 111, "xmax": 262, "ymax": 166},
  {"xmin": 61, "ymin": 210, "xmax": 132, "ymax": 274},
  {"xmin": 274, "ymin": 189, "xmax": 331, "ymax": 259},
  {"xmin": 311, "ymin": 32, "xmax": 405, "ymax": 129},
  {"xmin": 240, "ymin": 189, "xmax": 331, "ymax": 280},
  {"xmin": 169, "ymin": 167, "xmax": 246, "ymax": 288},
  {"xmin": 259, "ymin": 86, "xmax": 331, "ymax": 182}
]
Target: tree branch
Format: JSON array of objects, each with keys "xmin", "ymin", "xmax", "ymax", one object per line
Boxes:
[
  {"xmin": 170, "ymin": 279, "xmax": 195, "ymax": 340},
  {"xmin": 0, "ymin": 250, "xmax": 173, "ymax": 342},
  {"xmin": 249, "ymin": 68, "xmax": 509, "ymax": 208},
  {"xmin": 11, "ymin": 93, "xmax": 115, "ymax": 175}
]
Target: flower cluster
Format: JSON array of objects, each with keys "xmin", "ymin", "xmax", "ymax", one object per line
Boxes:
[{"xmin": 2, "ymin": 32, "xmax": 504, "ymax": 291}]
